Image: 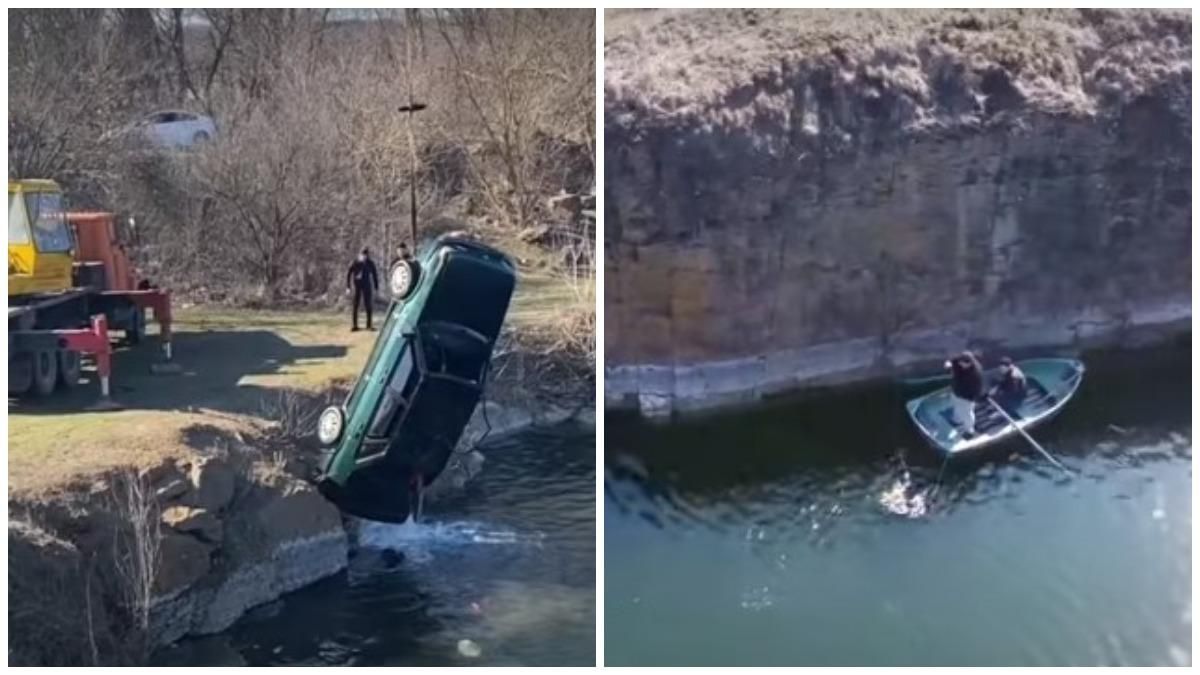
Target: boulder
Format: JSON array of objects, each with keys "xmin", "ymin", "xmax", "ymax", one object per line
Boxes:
[
  {"xmin": 162, "ymin": 506, "xmax": 223, "ymax": 544},
  {"xmin": 253, "ymin": 484, "xmax": 343, "ymax": 549},
  {"xmin": 139, "ymin": 457, "xmax": 183, "ymax": 488},
  {"xmin": 156, "ymin": 478, "xmax": 190, "ymax": 502},
  {"xmin": 461, "ymin": 450, "xmax": 485, "ymax": 481},
  {"xmin": 9, "ymin": 519, "xmax": 109, "ymax": 666},
  {"xmin": 186, "ymin": 457, "xmax": 236, "ymax": 513},
  {"xmin": 153, "ymin": 532, "xmax": 212, "ymax": 597}
]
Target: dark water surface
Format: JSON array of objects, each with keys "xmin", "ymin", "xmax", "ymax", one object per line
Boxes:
[
  {"xmin": 606, "ymin": 345, "xmax": 1191, "ymax": 666},
  {"xmin": 161, "ymin": 425, "xmax": 595, "ymax": 666}
]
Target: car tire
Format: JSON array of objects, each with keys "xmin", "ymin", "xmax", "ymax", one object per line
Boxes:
[
  {"xmin": 192, "ymin": 131, "xmax": 210, "ymax": 144},
  {"xmin": 388, "ymin": 260, "xmax": 419, "ymax": 299}
]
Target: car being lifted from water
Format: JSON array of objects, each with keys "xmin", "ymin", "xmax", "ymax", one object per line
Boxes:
[{"xmin": 315, "ymin": 234, "xmax": 516, "ymax": 523}]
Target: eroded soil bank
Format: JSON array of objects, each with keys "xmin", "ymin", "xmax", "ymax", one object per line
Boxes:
[
  {"xmin": 9, "ymin": 367, "xmax": 592, "ymax": 667},
  {"xmin": 604, "ymin": 9, "xmax": 1190, "ymax": 416}
]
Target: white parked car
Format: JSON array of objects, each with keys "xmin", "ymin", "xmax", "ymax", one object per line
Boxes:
[{"xmin": 134, "ymin": 110, "xmax": 217, "ymax": 149}]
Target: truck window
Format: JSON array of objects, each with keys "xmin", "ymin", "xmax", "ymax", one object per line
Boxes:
[
  {"xmin": 8, "ymin": 193, "xmax": 30, "ymax": 245},
  {"xmin": 25, "ymin": 192, "xmax": 73, "ymax": 253}
]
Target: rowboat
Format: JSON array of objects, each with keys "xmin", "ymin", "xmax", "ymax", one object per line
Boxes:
[{"xmin": 904, "ymin": 358, "xmax": 1085, "ymax": 456}]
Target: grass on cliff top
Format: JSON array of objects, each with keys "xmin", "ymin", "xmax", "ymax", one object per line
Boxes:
[
  {"xmin": 8, "ymin": 254, "xmax": 592, "ymax": 498},
  {"xmin": 604, "ymin": 8, "xmax": 1190, "ymax": 116}
]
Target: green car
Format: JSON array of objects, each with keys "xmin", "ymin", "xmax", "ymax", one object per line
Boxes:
[{"xmin": 315, "ymin": 234, "xmax": 516, "ymax": 523}]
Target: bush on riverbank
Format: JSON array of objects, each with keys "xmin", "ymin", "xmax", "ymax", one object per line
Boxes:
[{"xmin": 10, "ymin": 9, "xmax": 595, "ymax": 336}]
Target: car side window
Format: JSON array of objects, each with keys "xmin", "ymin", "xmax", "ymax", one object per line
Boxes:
[{"xmin": 366, "ymin": 338, "xmax": 419, "ymax": 439}]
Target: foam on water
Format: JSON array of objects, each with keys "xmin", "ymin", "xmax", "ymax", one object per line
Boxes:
[
  {"xmin": 878, "ymin": 471, "xmax": 928, "ymax": 519},
  {"xmin": 356, "ymin": 519, "xmax": 546, "ymax": 552}
]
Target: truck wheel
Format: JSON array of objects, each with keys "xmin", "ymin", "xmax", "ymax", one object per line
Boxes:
[
  {"xmin": 32, "ymin": 350, "xmax": 58, "ymax": 396},
  {"xmin": 127, "ymin": 307, "xmax": 146, "ymax": 345},
  {"xmin": 9, "ymin": 354, "xmax": 33, "ymax": 395},
  {"xmin": 57, "ymin": 350, "xmax": 82, "ymax": 389}
]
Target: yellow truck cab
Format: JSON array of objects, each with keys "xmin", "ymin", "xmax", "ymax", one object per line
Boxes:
[{"xmin": 8, "ymin": 179, "xmax": 76, "ymax": 297}]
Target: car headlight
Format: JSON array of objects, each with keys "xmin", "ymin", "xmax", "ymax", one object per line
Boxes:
[
  {"xmin": 389, "ymin": 260, "xmax": 415, "ymax": 299},
  {"xmin": 317, "ymin": 406, "xmax": 345, "ymax": 445}
]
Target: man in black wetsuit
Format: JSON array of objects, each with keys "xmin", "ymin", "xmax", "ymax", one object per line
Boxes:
[
  {"xmin": 347, "ymin": 248, "xmax": 379, "ymax": 331},
  {"xmin": 989, "ymin": 356, "xmax": 1028, "ymax": 419},
  {"xmin": 944, "ymin": 350, "xmax": 984, "ymax": 436}
]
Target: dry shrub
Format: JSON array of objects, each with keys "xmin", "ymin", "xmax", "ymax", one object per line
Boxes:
[
  {"xmin": 258, "ymin": 387, "xmax": 324, "ymax": 440},
  {"xmin": 11, "ymin": 9, "xmax": 595, "ymax": 307},
  {"xmin": 109, "ymin": 471, "xmax": 162, "ymax": 662}
]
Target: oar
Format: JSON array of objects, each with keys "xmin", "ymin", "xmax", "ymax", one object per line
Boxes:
[
  {"xmin": 899, "ymin": 373, "xmax": 953, "ymax": 390},
  {"xmin": 986, "ymin": 397, "xmax": 1070, "ymax": 474}
]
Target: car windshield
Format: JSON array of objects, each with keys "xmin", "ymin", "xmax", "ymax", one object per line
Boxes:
[
  {"xmin": 24, "ymin": 191, "xmax": 72, "ymax": 253},
  {"xmin": 418, "ymin": 321, "xmax": 491, "ymax": 385}
]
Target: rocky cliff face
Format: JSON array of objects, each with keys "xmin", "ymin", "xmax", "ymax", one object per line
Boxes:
[
  {"xmin": 7, "ymin": 396, "xmax": 593, "ymax": 666},
  {"xmin": 605, "ymin": 9, "xmax": 1191, "ymax": 415}
]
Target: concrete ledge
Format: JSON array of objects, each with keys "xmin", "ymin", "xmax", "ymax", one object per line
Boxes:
[{"xmin": 606, "ymin": 300, "xmax": 1190, "ymax": 418}]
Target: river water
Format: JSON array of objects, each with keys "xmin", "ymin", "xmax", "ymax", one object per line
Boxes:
[
  {"xmin": 606, "ymin": 345, "xmax": 1191, "ymax": 666},
  {"xmin": 160, "ymin": 424, "xmax": 595, "ymax": 666}
]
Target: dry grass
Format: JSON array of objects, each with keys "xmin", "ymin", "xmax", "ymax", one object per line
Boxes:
[
  {"xmin": 9, "ymin": 250, "xmax": 594, "ymax": 496},
  {"xmin": 605, "ymin": 9, "xmax": 1190, "ymax": 122},
  {"xmin": 8, "ymin": 305, "xmax": 376, "ymax": 497}
]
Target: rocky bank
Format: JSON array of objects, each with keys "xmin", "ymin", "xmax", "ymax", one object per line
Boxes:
[
  {"xmin": 604, "ymin": 9, "xmax": 1191, "ymax": 416},
  {"xmin": 8, "ymin": 395, "xmax": 591, "ymax": 666}
]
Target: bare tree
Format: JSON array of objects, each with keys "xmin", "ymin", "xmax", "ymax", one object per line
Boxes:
[
  {"xmin": 111, "ymin": 471, "xmax": 161, "ymax": 660},
  {"xmin": 431, "ymin": 9, "xmax": 595, "ymax": 229},
  {"xmin": 8, "ymin": 10, "xmax": 158, "ymax": 199}
]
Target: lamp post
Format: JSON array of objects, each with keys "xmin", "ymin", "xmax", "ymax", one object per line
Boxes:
[
  {"xmin": 398, "ymin": 19, "xmax": 427, "ymax": 249},
  {"xmin": 397, "ymin": 101, "xmax": 427, "ymax": 249}
]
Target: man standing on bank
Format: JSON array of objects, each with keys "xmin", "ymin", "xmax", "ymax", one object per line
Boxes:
[{"xmin": 347, "ymin": 247, "xmax": 379, "ymax": 331}]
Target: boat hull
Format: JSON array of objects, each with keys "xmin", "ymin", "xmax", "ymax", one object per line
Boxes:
[{"xmin": 904, "ymin": 358, "xmax": 1085, "ymax": 456}]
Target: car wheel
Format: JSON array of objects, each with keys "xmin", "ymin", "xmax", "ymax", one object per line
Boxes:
[
  {"xmin": 192, "ymin": 131, "xmax": 211, "ymax": 144},
  {"xmin": 389, "ymin": 260, "xmax": 417, "ymax": 299}
]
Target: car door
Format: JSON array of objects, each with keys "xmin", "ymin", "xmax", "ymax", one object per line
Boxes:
[{"xmin": 359, "ymin": 336, "xmax": 421, "ymax": 463}]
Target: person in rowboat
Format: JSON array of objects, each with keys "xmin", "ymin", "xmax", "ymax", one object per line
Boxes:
[
  {"xmin": 944, "ymin": 350, "xmax": 984, "ymax": 437},
  {"xmin": 988, "ymin": 356, "xmax": 1027, "ymax": 419}
]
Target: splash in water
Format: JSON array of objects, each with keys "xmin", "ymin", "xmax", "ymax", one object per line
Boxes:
[
  {"xmin": 878, "ymin": 472, "xmax": 928, "ymax": 519},
  {"xmin": 356, "ymin": 519, "xmax": 546, "ymax": 551}
]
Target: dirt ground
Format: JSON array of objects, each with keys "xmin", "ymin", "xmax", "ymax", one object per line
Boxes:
[{"xmin": 8, "ymin": 263, "xmax": 588, "ymax": 498}]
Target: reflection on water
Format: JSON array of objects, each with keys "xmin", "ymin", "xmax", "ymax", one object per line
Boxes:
[
  {"xmin": 159, "ymin": 425, "xmax": 595, "ymax": 667},
  {"xmin": 606, "ymin": 345, "xmax": 1191, "ymax": 666}
]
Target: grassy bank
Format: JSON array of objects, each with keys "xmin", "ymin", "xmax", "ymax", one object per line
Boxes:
[{"xmin": 8, "ymin": 246, "xmax": 593, "ymax": 498}]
